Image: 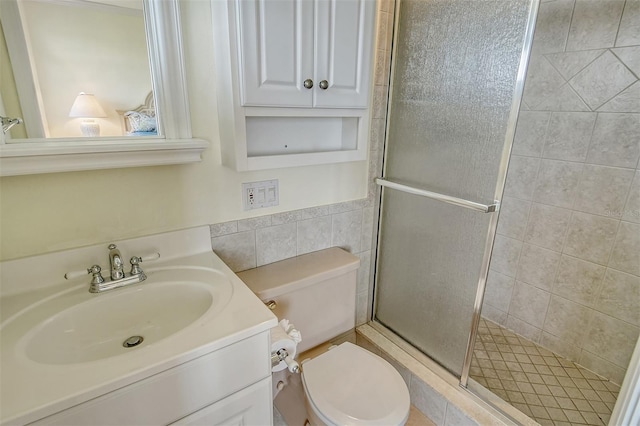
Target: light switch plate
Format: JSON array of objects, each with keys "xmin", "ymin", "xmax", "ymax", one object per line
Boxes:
[{"xmin": 242, "ymin": 179, "xmax": 279, "ymax": 210}]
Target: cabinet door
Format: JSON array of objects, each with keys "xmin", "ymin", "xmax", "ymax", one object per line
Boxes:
[
  {"xmin": 171, "ymin": 377, "xmax": 272, "ymax": 426},
  {"xmin": 238, "ymin": 0, "xmax": 314, "ymax": 107},
  {"xmin": 313, "ymin": 0, "xmax": 376, "ymax": 108},
  {"xmin": 28, "ymin": 333, "xmax": 271, "ymax": 425}
]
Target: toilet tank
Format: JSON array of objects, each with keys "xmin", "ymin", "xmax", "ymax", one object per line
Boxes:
[{"xmin": 238, "ymin": 248, "xmax": 360, "ymax": 353}]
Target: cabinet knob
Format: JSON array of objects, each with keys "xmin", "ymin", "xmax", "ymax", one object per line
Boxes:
[
  {"xmin": 319, "ymin": 80, "xmax": 329, "ymax": 90},
  {"xmin": 303, "ymin": 79, "xmax": 313, "ymax": 89}
]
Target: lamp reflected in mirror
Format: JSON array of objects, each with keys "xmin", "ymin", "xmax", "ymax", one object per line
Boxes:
[{"xmin": 68, "ymin": 93, "xmax": 107, "ymax": 137}]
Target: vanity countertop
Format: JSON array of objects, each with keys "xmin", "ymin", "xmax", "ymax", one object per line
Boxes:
[{"xmin": 0, "ymin": 226, "xmax": 277, "ymax": 425}]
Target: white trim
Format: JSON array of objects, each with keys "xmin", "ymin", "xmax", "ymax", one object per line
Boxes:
[
  {"xmin": 0, "ymin": 0, "xmax": 48, "ymax": 138},
  {"xmin": 144, "ymin": 0, "xmax": 191, "ymax": 140},
  {"xmin": 0, "ymin": 92, "xmax": 7, "ymax": 144},
  {"xmin": 246, "ymin": 148, "xmax": 365, "ymax": 171},
  {"xmin": 0, "ymin": 138, "xmax": 207, "ymax": 176},
  {"xmin": 243, "ymin": 107, "xmax": 366, "ymax": 117},
  {"xmin": 0, "ymin": 0, "xmax": 207, "ymax": 175},
  {"xmin": 28, "ymin": 0, "xmax": 143, "ymax": 16},
  {"xmin": 610, "ymin": 336, "xmax": 640, "ymax": 426}
]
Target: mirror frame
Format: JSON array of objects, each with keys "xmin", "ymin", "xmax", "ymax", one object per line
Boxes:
[{"xmin": 0, "ymin": 0, "xmax": 207, "ymax": 176}]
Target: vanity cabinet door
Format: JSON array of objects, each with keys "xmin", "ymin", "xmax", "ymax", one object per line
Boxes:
[
  {"xmin": 26, "ymin": 333, "xmax": 271, "ymax": 426},
  {"xmin": 313, "ymin": 0, "xmax": 376, "ymax": 108},
  {"xmin": 170, "ymin": 377, "xmax": 272, "ymax": 426},
  {"xmin": 238, "ymin": 0, "xmax": 314, "ymax": 107}
]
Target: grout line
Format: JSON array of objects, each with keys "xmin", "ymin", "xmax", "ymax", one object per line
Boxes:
[
  {"xmin": 609, "ymin": 46, "xmax": 640, "ymax": 80},
  {"xmin": 545, "ymin": 48, "xmax": 607, "ymax": 81},
  {"xmin": 603, "ymin": 219, "xmax": 624, "ymax": 271},
  {"xmin": 567, "ymin": 162, "xmax": 586, "ymax": 213},
  {"xmin": 612, "ymin": 0, "xmax": 627, "ymax": 49},
  {"xmin": 593, "ymin": 77, "xmax": 638, "ymax": 111},
  {"xmin": 562, "ymin": 0, "xmax": 578, "ymax": 53}
]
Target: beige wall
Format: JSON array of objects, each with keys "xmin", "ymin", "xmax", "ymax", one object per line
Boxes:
[{"xmin": 0, "ymin": 0, "xmax": 369, "ymax": 260}]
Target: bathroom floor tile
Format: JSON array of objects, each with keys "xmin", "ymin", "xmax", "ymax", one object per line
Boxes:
[
  {"xmin": 406, "ymin": 405, "xmax": 437, "ymax": 426},
  {"xmin": 471, "ymin": 318, "xmax": 619, "ymax": 426}
]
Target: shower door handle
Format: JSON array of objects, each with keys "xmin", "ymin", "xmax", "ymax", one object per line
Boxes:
[{"xmin": 375, "ymin": 178, "xmax": 499, "ymax": 213}]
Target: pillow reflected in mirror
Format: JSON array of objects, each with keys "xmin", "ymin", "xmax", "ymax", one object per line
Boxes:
[{"xmin": 124, "ymin": 111, "xmax": 157, "ymax": 135}]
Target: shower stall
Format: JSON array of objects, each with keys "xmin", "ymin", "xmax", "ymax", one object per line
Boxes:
[{"xmin": 371, "ymin": 0, "xmax": 639, "ymax": 424}]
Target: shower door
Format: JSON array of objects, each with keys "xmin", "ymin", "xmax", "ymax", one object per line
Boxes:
[{"xmin": 373, "ymin": 0, "xmax": 537, "ymax": 380}]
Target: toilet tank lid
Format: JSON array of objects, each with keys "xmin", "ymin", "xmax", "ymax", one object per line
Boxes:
[{"xmin": 237, "ymin": 247, "xmax": 360, "ymax": 300}]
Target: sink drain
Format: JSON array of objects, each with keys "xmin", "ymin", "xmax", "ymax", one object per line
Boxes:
[{"xmin": 123, "ymin": 335, "xmax": 144, "ymax": 348}]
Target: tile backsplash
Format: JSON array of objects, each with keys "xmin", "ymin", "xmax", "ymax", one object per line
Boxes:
[
  {"xmin": 210, "ymin": 200, "xmax": 375, "ymax": 325},
  {"xmin": 485, "ymin": 0, "xmax": 639, "ymax": 385}
]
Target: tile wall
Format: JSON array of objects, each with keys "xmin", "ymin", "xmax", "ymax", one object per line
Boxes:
[
  {"xmin": 210, "ymin": 200, "xmax": 374, "ymax": 324},
  {"xmin": 485, "ymin": 0, "xmax": 640, "ymax": 385},
  {"xmin": 209, "ymin": 0, "xmax": 394, "ymax": 326}
]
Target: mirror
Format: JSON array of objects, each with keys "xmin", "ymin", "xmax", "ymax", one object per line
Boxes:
[
  {"xmin": 0, "ymin": 0, "xmax": 205, "ymax": 177},
  {"xmin": 1, "ymin": 0, "xmax": 157, "ymax": 140}
]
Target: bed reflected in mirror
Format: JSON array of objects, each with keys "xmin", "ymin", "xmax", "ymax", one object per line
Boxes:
[
  {"xmin": 0, "ymin": 0, "xmax": 156, "ymax": 140},
  {"xmin": 118, "ymin": 91, "xmax": 157, "ymax": 137}
]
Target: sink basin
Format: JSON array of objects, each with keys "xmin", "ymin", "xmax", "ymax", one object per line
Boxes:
[{"xmin": 18, "ymin": 267, "xmax": 233, "ymax": 365}]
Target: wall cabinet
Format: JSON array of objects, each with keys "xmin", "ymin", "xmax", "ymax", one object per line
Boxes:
[
  {"xmin": 239, "ymin": 0, "xmax": 375, "ymax": 109},
  {"xmin": 213, "ymin": 0, "xmax": 377, "ymax": 171}
]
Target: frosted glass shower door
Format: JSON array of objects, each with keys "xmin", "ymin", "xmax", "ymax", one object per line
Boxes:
[{"xmin": 374, "ymin": 0, "xmax": 535, "ymax": 378}]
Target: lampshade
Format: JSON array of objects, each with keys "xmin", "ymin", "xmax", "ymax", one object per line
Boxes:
[{"xmin": 68, "ymin": 92, "xmax": 107, "ymax": 118}]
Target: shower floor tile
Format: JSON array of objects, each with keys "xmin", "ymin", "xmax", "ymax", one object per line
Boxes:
[{"xmin": 470, "ymin": 318, "xmax": 620, "ymax": 426}]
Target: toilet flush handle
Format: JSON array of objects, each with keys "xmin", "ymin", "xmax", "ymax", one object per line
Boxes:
[
  {"xmin": 272, "ymin": 348, "xmax": 300, "ymax": 373},
  {"xmin": 265, "ymin": 300, "xmax": 277, "ymax": 310},
  {"xmin": 284, "ymin": 354, "xmax": 300, "ymax": 373}
]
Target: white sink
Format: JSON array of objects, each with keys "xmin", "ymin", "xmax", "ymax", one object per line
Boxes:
[
  {"xmin": 0, "ymin": 227, "xmax": 277, "ymax": 425},
  {"xmin": 20, "ymin": 268, "xmax": 232, "ymax": 364}
]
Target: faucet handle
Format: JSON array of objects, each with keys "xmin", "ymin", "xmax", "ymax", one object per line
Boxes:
[
  {"xmin": 130, "ymin": 257, "xmax": 143, "ymax": 275},
  {"xmin": 129, "ymin": 253, "xmax": 160, "ymax": 275},
  {"xmin": 64, "ymin": 264, "xmax": 103, "ymax": 280},
  {"xmin": 87, "ymin": 265, "xmax": 105, "ymax": 285},
  {"xmin": 139, "ymin": 252, "xmax": 160, "ymax": 262}
]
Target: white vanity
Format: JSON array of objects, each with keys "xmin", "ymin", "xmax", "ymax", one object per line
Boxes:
[{"xmin": 0, "ymin": 227, "xmax": 277, "ymax": 425}]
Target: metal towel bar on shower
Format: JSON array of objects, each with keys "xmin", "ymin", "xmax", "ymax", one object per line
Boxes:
[{"xmin": 375, "ymin": 178, "xmax": 499, "ymax": 213}]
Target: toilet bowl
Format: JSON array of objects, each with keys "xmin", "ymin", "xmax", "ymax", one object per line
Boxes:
[
  {"xmin": 302, "ymin": 342, "xmax": 410, "ymax": 426},
  {"xmin": 238, "ymin": 247, "xmax": 411, "ymax": 426}
]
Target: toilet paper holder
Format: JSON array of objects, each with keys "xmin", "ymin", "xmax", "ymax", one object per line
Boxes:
[{"xmin": 271, "ymin": 348, "xmax": 300, "ymax": 373}]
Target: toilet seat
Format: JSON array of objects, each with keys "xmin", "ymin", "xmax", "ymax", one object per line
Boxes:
[{"xmin": 301, "ymin": 342, "xmax": 410, "ymax": 426}]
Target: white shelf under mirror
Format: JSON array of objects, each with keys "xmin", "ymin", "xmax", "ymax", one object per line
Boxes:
[{"xmin": 0, "ymin": 0, "xmax": 207, "ymax": 177}]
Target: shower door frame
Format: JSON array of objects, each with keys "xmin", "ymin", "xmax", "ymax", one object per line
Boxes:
[{"xmin": 370, "ymin": 0, "xmax": 540, "ymax": 388}]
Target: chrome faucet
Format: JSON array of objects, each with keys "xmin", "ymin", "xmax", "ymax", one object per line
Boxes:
[
  {"xmin": 108, "ymin": 244, "xmax": 125, "ymax": 280},
  {"xmin": 65, "ymin": 244, "xmax": 160, "ymax": 293}
]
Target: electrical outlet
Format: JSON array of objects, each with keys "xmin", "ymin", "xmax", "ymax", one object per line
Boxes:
[{"xmin": 242, "ymin": 180, "xmax": 279, "ymax": 210}]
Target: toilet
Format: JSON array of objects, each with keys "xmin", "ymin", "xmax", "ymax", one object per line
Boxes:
[{"xmin": 238, "ymin": 247, "xmax": 411, "ymax": 426}]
